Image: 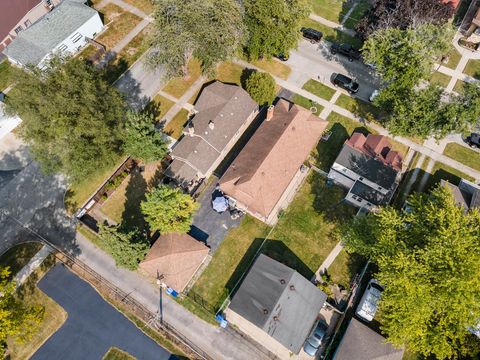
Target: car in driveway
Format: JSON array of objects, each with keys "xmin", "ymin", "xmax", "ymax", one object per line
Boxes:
[
  {"xmin": 332, "ymin": 73, "xmax": 359, "ymax": 94},
  {"xmin": 356, "ymin": 279, "xmax": 384, "ymax": 322},
  {"xmin": 301, "ymin": 27, "xmax": 323, "ymax": 43},
  {"xmin": 464, "ymin": 133, "xmax": 480, "ymax": 148},
  {"xmin": 274, "ymin": 53, "xmax": 289, "ymax": 61},
  {"xmin": 303, "ymin": 320, "xmax": 328, "ymax": 356},
  {"xmin": 330, "ymin": 43, "xmax": 361, "ymax": 61}
]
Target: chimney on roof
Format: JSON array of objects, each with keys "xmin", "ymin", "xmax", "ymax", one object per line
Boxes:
[
  {"xmin": 208, "ymin": 120, "xmax": 215, "ymax": 130},
  {"xmin": 187, "ymin": 123, "xmax": 194, "ymax": 136},
  {"xmin": 266, "ymin": 105, "xmax": 275, "ymax": 121}
]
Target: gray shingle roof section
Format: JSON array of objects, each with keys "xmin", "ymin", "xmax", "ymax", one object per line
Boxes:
[
  {"xmin": 350, "ymin": 181, "xmax": 389, "ymax": 205},
  {"xmin": 229, "ymin": 254, "xmax": 327, "ymax": 354},
  {"xmin": 334, "ymin": 318, "xmax": 404, "ymax": 360},
  {"xmin": 335, "ymin": 144, "xmax": 398, "ymax": 189},
  {"xmin": 3, "ymin": 0, "xmax": 98, "ymax": 66}
]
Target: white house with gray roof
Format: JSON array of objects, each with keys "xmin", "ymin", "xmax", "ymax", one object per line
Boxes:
[{"xmin": 3, "ymin": 0, "xmax": 103, "ymax": 68}]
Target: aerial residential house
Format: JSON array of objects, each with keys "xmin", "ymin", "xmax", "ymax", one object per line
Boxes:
[
  {"xmin": 226, "ymin": 254, "xmax": 327, "ymax": 358},
  {"xmin": 139, "ymin": 233, "xmax": 209, "ymax": 293},
  {"xmin": 442, "ymin": 178, "xmax": 480, "ymax": 211},
  {"xmin": 328, "ymin": 133, "xmax": 403, "ymax": 211},
  {"xmin": 3, "ymin": 0, "xmax": 103, "ymax": 68},
  {"xmin": 333, "ymin": 318, "xmax": 404, "ymax": 360},
  {"xmin": 165, "ymin": 81, "xmax": 258, "ymax": 191},
  {"xmin": 0, "ymin": 0, "xmax": 62, "ymax": 52},
  {"xmin": 219, "ymin": 99, "xmax": 328, "ymax": 225}
]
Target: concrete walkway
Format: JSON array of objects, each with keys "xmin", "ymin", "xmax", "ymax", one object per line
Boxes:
[
  {"xmin": 235, "ymin": 59, "xmax": 480, "ymax": 181},
  {"xmin": 309, "ymin": 14, "xmax": 357, "ymax": 38},
  {"xmin": 13, "ymin": 244, "xmax": 52, "ymax": 288},
  {"xmin": 315, "ymin": 242, "xmax": 344, "ymax": 281}
]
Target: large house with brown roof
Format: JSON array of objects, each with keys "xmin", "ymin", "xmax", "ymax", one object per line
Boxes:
[
  {"xmin": 328, "ymin": 133, "xmax": 403, "ymax": 211},
  {"xmin": 139, "ymin": 233, "xmax": 209, "ymax": 293},
  {"xmin": 219, "ymin": 99, "xmax": 328, "ymax": 224},
  {"xmin": 165, "ymin": 81, "xmax": 258, "ymax": 191}
]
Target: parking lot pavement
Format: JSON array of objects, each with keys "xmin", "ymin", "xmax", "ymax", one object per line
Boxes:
[
  {"xmin": 287, "ymin": 40, "xmax": 382, "ymax": 102},
  {"xmin": 190, "ymin": 180, "xmax": 242, "ymax": 253},
  {"xmin": 31, "ymin": 264, "xmax": 175, "ymax": 360}
]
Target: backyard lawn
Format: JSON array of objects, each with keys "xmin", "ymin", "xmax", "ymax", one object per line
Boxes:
[
  {"xmin": 463, "ymin": 59, "xmax": 480, "ymax": 80},
  {"xmin": 430, "ymin": 71, "xmax": 451, "ymax": 88},
  {"xmin": 292, "ymin": 93, "xmax": 324, "ymax": 115},
  {"xmin": 149, "ymin": 94, "xmax": 175, "ymax": 121},
  {"xmin": 301, "ymin": 18, "xmax": 363, "ymax": 48},
  {"xmin": 308, "ymin": 0, "xmax": 350, "ymax": 23},
  {"xmin": 249, "ymin": 58, "xmax": 291, "ymax": 80},
  {"xmin": 96, "ymin": 7, "xmax": 142, "ymax": 50},
  {"xmin": 327, "ymin": 249, "xmax": 365, "ymax": 289},
  {"xmin": 0, "ymin": 60, "xmax": 14, "ymax": 91},
  {"xmin": 103, "ymin": 347, "xmax": 136, "ymax": 360},
  {"xmin": 302, "ymin": 79, "xmax": 336, "ymax": 101},
  {"xmin": 343, "ymin": 0, "xmax": 370, "ymax": 29},
  {"xmin": 121, "ymin": 0, "xmax": 154, "ymax": 14},
  {"xmin": 163, "ymin": 109, "xmax": 189, "ymax": 139},
  {"xmin": 214, "ymin": 61, "xmax": 245, "ymax": 86},
  {"xmin": 453, "ymin": 79, "xmax": 466, "ymax": 94},
  {"xmin": 443, "ymin": 143, "xmax": 480, "ymax": 172},
  {"xmin": 335, "ymin": 93, "xmax": 382, "ymax": 119},
  {"xmin": 442, "ymin": 48, "xmax": 462, "ymax": 70},
  {"xmin": 162, "ymin": 59, "xmax": 202, "ymax": 99}
]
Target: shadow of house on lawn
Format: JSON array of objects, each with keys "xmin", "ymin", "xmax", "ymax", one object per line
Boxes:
[{"xmin": 120, "ymin": 169, "xmax": 148, "ymax": 234}]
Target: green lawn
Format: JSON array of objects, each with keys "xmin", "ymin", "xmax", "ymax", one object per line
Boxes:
[
  {"xmin": 308, "ymin": 0, "xmax": 350, "ymax": 23},
  {"xmin": 426, "ymin": 161, "xmax": 475, "ymax": 190},
  {"xmin": 148, "ymin": 94, "xmax": 175, "ymax": 122},
  {"xmin": 0, "ymin": 60, "xmax": 14, "ymax": 91},
  {"xmin": 343, "ymin": 0, "xmax": 370, "ymax": 29},
  {"xmin": 453, "ymin": 79, "xmax": 466, "ymax": 94},
  {"xmin": 302, "ymin": 79, "xmax": 336, "ymax": 101},
  {"xmin": 120, "ymin": 0, "xmax": 154, "ymax": 14},
  {"xmin": 162, "ymin": 59, "xmax": 202, "ymax": 99},
  {"xmin": 215, "ymin": 61, "xmax": 245, "ymax": 86},
  {"xmin": 443, "ymin": 143, "xmax": 480, "ymax": 172},
  {"xmin": 0, "ymin": 242, "xmax": 43, "ymax": 277},
  {"xmin": 103, "ymin": 347, "xmax": 136, "ymax": 360},
  {"xmin": 463, "ymin": 59, "xmax": 480, "ymax": 80},
  {"xmin": 442, "ymin": 48, "xmax": 462, "ymax": 70},
  {"xmin": 292, "ymin": 94, "xmax": 324, "ymax": 115},
  {"xmin": 163, "ymin": 109, "xmax": 189, "ymax": 139},
  {"xmin": 250, "ymin": 58, "xmax": 291, "ymax": 80},
  {"xmin": 328, "ymin": 249, "xmax": 365, "ymax": 289},
  {"xmin": 335, "ymin": 93, "xmax": 382, "ymax": 120},
  {"xmin": 190, "ymin": 172, "xmax": 357, "ymax": 312},
  {"xmin": 301, "ymin": 18, "xmax": 363, "ymax": 49},
  {"xmin": 97, "ymin": 8, "xmax": 142, "ymax": 50},
  {"xmin": 430, "ymin": 71, "xmax": 451, "ymax": 88}
]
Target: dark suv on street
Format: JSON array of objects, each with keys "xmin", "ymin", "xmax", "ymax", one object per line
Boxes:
[
  {"xmin": 332, "ymin": 73, "xmax": 359, "ymax": 94},
  {"xmin": 331, "ymin": 43, "xmax": 361, "ymax": 61},
  {"xmin": 464, "ymin": 133, "xmax": 480, "ymax": 148},
  {"xmin": 301, "ymin": 27, "xmax": 323, "ymax": 43}
]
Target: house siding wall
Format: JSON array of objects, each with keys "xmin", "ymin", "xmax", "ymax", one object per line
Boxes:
[{"xmin": 38, "ymin": 12, "xmax": 103, "ymax": 68}]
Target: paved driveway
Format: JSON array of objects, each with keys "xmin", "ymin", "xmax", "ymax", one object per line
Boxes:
[
  {"xmin": 190, "ymin": 181, "xmax": 242, "ymax": 253},
  {"xmin": 32, "ymin": 264, "xmax": 175, "ymax": 360}
]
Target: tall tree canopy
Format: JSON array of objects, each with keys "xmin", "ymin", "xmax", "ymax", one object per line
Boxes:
[
  {"xmin": 244, "ymin": 0, "xmax": 310, "ymax": 60},
  {"xmin": 122, "ymin": 111, "xmax": 168, "ymax": 162},
  {"xmin": 98, "ymin": 224, "xmax": 150, "ymax": 270},
  {"xmin": 147, "ymin": 0, "xmax": 244, "ymax": 78},
  {"xmin": 5, "ymin": 57, "xmax": 126, "ymax": 181},
  {"xmin": 342, "ymin": 185, "xmax": 480, "ymax": 359},
  {"xmin": 0, "ymin": 267, "xmax": 43, "ymax": 356},
  {"xmin": 141, "ymin": 185, "xmax": 197, "ymax": 234},
  {"xmin": 356, "ymin": 0, "xmax": 455, "ymax": 40},
  {"xmin": 245, "ymin": 71, "xmax": 276, "ymax": 105}
]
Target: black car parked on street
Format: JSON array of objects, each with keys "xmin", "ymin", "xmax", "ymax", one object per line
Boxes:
[
  {"xmin": 464, "ymin": 133, "xmax": 480, "ymax": 148},
  {"xmin": 332, "ymin": 73, "xmax": 359, "ymax": 94},
  {"xmin": 330, "ymin": 43, "xmax": 361, "ymax": 61},
  {"xmin": 301, "ymin": 27, "xmax": 323, "ymax": 43}
]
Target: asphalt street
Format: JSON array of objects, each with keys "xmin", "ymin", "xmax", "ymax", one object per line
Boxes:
[
  {"xmin": 287, "ymin": 40, "xmax": 382, "ymax": 102},
  {"xmin": 32, "ymin": 264, "xmax": 175, "ymax": 360}
]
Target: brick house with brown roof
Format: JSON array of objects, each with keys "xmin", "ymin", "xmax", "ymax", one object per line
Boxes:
[
  {"xmin": 219, "ymin": 99, "xmax": 328, "ymax": 225},
  {"xmin": 328, "ymin": 133, "xmax": 403, "ymax": 210},
  {"xmin": 165, "ymin": 81, "xmax": 258, "ymax": 191}
]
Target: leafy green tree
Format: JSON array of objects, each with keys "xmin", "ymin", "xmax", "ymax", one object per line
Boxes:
[
  {"xmin": 147, "ymin": 0, "xmax": 244, "ymax": 78},
  {"xmin": 122, "ymin": 111, "xmax": 168, "ymax": 162},
  {"xmin": 141, "ymin": 185, "xmax": 198, "ymax": 234},
  {"xmin": 342, "ymin": 185, "xmax": 480, "ymax": 359},
  {"xmin": 245, "ymin": 71, "xmax": 276, "ymax": 105},
  {"xmin": 0, "ymin": 267, "xmax": 44, "ymax": 356},
  {"xmin": 5, "ymin": 56, "xmax": 126, "ymax": 181},
  {"xmin": 244, "ymin": 0, "xmax": 310, "ymax": 60},
  {"xmin": 98, "ymin": 224, "xmax": 150, "ymax": 270}
]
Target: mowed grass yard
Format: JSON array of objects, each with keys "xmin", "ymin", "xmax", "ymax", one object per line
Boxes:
[
  {"xmin": 189, "ymin": 172, "xmax": 357, "ymax": 311},
  {"xmin": 103, "ymin": 347, "xmax": 136, "ymax": 360},
  {"xmin": 443, "ymin": 143, "xmax": 480, "ymax": 172},
  {"xmin": 162, "ymin": 59, "xmax": 202, "ymax": 99},
  {"xmin": 308, "ymin": 0, "xmax": 351, "ymax": 23},
  {"xmin": 96, "ymin": 5, "xmax": 142, "ymax": 50},
  {"xmin": 463, "ymin": 59, "xmax": 480, "ymax": 80},
  {"xmin": 249, "ymin": 58, "xmax": 291, "ymax": 80},
  {"xmin": 302, "ymin": 79, "xmax": 336, "ymax": 101}
]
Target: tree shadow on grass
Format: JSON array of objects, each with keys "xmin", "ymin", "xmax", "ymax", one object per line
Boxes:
[
  {"xmin": 239, "ymin": 68, "xmax": 256, "ymax": 89},
  {"xmin": 314, "ymin": 123, "xmax": 349, "ymax": 171},
  {"xmin": 103, "ymin": 58, "xmax": 129, "ymax": 84},
  {"xmin": 120, "ymin": 169, "xmax": 148, "ymax": 234}
]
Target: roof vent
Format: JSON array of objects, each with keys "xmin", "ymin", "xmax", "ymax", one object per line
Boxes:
[
  {"xmin": 263, "ymin": 309, "xmax": 269, "ymax": 314},
  {"xmin": 290, "ymin": 285, "xmax": 295, "ymax": 291},
  {"xmin": 204, "ymin": 131, "xmax": 208, "ymax": 135},
  {"xmin": 266, "ymin": 105, "xmax": 275, "ymax": 121},
  {"xmin": 230, "ymin": 112, "xmax": 234, "ymax": 116},
  {"xmin": 234, "ymin": 96, "xmax": 238, "ymax": 100},
  {"xmin": 273, "ymin": 316, "xmax": 279, "ymax": 321},
  {"xmin": 280, "ymin": 279, "xmax": 286, "ymax": 284},
  {"xmin": 208, "ymin": 120, "xmax": 215, "ymax": 130},
  {"xmin": 220, "ymin": 114, "xmax": 224, "ymax": 117}
]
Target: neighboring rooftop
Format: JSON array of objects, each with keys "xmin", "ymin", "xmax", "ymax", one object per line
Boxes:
[
  {"xmin": 166, "ymin": 81, "xmax": 257, "ymax": 187},
  {"xmin": 0, "ymin": 0, "xmax": 41, "ymax": 42},
  {"xmin": 139, "ymin": 233, "xmax": 209, "ymax": 292},
  {"xmin": 219, "ymin": 99, "xmax": 327, "ymax": 219},
  {"xmin": 442, "ymin": 179, "xmax": 480, "ymax": 210},
  {"xmin": 334, "ymin": 318, "xmax": 404, "ymax": 360},
  {"xmin": 3, "ymin": 0, "xmax": 98, "ymax": 66},
  {"xmin": 229, "ymin": 254, "xmax": 327, "ymax": 354}
]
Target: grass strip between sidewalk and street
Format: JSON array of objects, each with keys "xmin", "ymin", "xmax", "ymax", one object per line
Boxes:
[{"xmin": 443, "ymin": 143, "xmax": 480, "ymax": 172}]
